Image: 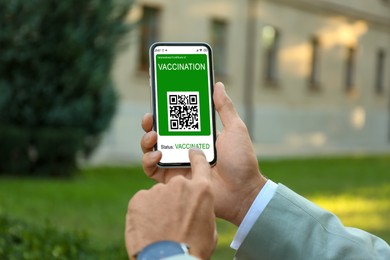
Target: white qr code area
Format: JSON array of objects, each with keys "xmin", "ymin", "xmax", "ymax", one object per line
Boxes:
[{"xmin": 167, "ymin": 91, "xmax": 200, "ymax": 131}]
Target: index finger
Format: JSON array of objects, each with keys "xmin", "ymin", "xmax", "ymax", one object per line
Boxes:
[{"xmin": 188, "ymin": 149, "xmax": 211, "ymax": 182}]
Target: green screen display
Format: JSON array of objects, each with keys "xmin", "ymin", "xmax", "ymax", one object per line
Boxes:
[{"xmin": 155, "ymin": 54, "xmax": 211, "ymax": 136}]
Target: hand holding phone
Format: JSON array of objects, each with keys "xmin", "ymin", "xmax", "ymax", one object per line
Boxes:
[
  {"xmin": 141, "ymin": 82, "xmax": 267, "ymax": 225},
  {"xmin": 149, "ymin": 42, "xmax": 217, "ymax": 167}
]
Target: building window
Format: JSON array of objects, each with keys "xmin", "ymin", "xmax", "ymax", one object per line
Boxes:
[
  {"xmin": 139, "ymin": 6, "xmax": 160, "ymax": 71},
  {"xmin": 309, "ymin": 36, "xmax": 321, "ymax": 90},
  {"xmin": 375, "ymin": 49, "xmax": 386, "ymax": 95},
  {"xmin": 345, "ymin": 46, "xmax": 357, "ymax": 92},
  {"xmin": 210, "ymin": 19, "xmax": 228, "ymax": 76},
  {"xmin": 262, "ymin": 25, "xmax": 279, "ymax": 84}
]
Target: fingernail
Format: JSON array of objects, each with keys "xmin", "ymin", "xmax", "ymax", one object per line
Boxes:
[
  {"xmin": 189, "ymin": 148, "xmax": 201, "ymax": 152},
  {"xmin": 189, "ymin": 148, "xmax": 205, "ymax": 156}
]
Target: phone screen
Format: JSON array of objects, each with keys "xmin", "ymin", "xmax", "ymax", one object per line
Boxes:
[{"xmin": 150, "ymin": 42, "xmax": 217, "ymax": 167}]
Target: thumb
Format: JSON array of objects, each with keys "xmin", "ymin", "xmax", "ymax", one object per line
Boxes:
[
  {"xmin": 213, "ymin": 82, "xmax": 243, "ymax": 129},
  {"xmin": 189, "ymin": 149, "xmax": 211, "ymax": 182}
]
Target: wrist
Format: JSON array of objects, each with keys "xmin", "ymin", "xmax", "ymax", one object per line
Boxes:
[{"xmin": 230, "ymin": 174, "xmax": 267, "ymax": 226}]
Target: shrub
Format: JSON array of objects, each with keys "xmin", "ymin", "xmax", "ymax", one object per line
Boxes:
[
  {"xmin": 31, "ymin": 128, "xmax": 85, "ymax": 177},
  {"xmin": 0, "ymin": 215, "xmax": 128, "ymax": 259},
  {"xmin": 0, "ymin": 0, "xmax": 133, "ymax": 177},
  {"xmin": 0, "ymin": 125, "xmax": 30, "ymax": 174}
]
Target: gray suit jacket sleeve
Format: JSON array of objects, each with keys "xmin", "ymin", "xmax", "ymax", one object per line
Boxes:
[{"xmin": 235, "ymin": 184, "xmax": 390, "ymax": 260}]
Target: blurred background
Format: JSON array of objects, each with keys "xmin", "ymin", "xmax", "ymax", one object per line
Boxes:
[
  {"xmin": 94, "ymin": 0, "xmax": 390, "ymax": 164},
  {"xmin": 0, "ymin": 0, "xmax": 389, "ymax": 259}
]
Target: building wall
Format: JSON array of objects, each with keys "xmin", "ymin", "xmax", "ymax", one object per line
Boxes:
[{"xmin": 89, "ymin": 0, "xmax": 390, "ymax": 165}]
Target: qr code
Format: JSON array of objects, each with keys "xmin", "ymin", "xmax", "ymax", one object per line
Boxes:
[{"xmin": 167, "ymin": 91, "xmax": 200, "ymax": 131}]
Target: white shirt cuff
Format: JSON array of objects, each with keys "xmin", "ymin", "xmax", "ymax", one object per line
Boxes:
[{"xmin": 230, "ymin": 180, "xmax": 278, "ymax": 250}]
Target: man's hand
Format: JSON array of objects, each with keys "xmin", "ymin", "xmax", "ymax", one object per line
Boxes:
[
  {"xmin": 125, "ymin": 149, "xmax": 217, "ymax": 260},
  {"xmin": 140, "ymin": 82, "xmax": 267, "ymax": 226}
]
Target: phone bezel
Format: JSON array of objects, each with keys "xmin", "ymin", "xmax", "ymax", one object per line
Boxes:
[{"xmin": 149, "ymin": 42, "xmax": 217, "ymax": 168}]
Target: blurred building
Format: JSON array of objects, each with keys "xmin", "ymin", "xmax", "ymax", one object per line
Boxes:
[{"xmin": 90, "ymin": 0, "xmax": 390, "ymax": 164}]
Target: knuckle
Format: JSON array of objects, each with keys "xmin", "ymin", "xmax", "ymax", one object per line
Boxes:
[
  {"xmin": 234, "ymin": 119, "xmax": 248, "ymax": 132},
  {"xmin": 141, "ymin": 132, "xmax": 148, "ymax": 144},
  {"xmin": 128, "ymin": 190, "xmax": 147, "ymax": 208},
  {"xmin": 141, "ymin": 153, "xmax": 150, "ymax": 165},
  {"xmin": 194, "ymin": 180, "xmax": 212, "ymax": 195},
  {"xmin": 141, "ymin": 156, "xmax": 152, "ymax": 175},
  {"xmin": 170, "ymin": 175, "xmax": 187, "ymax": 185},
  {"xmin": 144, "ymin": 132, "xmax": 151, "ymax": 145},
  {"xmin": 140, "ymin": 139, "xmax": 149, "ymax": 154},
  {"xmin": 154, "ymin": 182, "xmax": 165, "ymax": 189},
  {"xmin": 149, "ymin": 182, "xmax": 165, "ymax": 193}
]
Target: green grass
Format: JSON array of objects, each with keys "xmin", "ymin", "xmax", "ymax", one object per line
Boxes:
[
  {"xmin": 0, "ymin": 155, "xmax": 389, "ymax": 259},
  {"xmin": 0, "ymin": 167, "xmax": 153, "ymax": 248}
]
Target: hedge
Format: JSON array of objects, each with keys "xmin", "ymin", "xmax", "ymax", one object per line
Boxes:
[{"xmin": 0, "ymin": 215, "xmax": 128, "ymax": 259}]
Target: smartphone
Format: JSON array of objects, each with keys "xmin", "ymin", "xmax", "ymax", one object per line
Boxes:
[{"xmin": 149, "ymin": 42, "xmax": 217, "ymax": 167}]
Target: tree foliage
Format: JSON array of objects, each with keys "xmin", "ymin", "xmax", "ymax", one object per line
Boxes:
[{"xmin": 0, "ymin": 0, "xmax": 133, "ymax": 176}]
